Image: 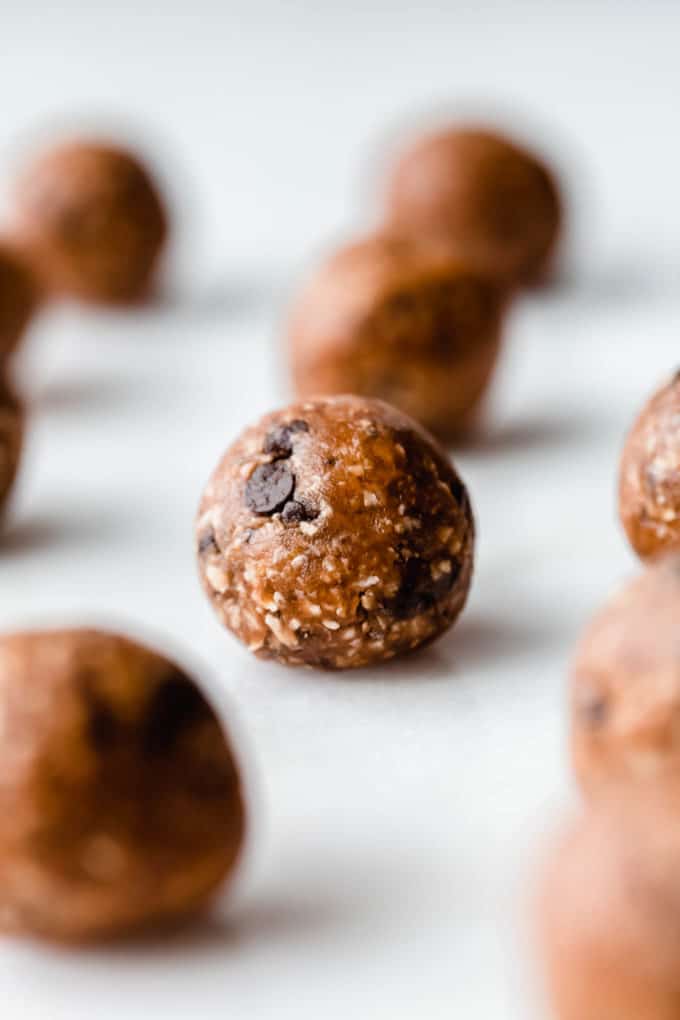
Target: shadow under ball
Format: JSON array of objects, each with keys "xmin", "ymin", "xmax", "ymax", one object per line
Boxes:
[
  {"xmin": 288, "ymin": 234, "xmax": 508, "ymax": 442},
  {"xmin": 619, "ymin": 372, "xmax": 680, "ymax": 560},
  {"xmin": 537, "ymin": 790, "xmax": 680, "ymax": 1020},
  {"xmin": 0, "ymin": 629, "xmax": 245, "ymax": 941},
  {"xmin": 384, "ymin": 127, "xmax": 562, "ymax": 286},
  {"xmin": 13, "ymin": 141, "xmax": 168, "ymax": 304},
  {"xmin": 571, "ymin": 555, "xmax": 680, "ymax": 798},
  {"xmin": 196, "ymin": 394, "xmax": 474, "ymax": 669}
]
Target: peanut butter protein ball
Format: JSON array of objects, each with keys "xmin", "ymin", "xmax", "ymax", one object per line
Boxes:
[
  {"xmin": 571, "ymin": 556, "xmax": 680, "ymax": 797},
  {"xmin": 0, "ymin": 382, "xmax": 23, "ymax": 518},
  {"xmin": 0, "ymin": 629, "xmax": 245, "ymax": 941},
  {"xmin": 0, "ymin": 242, "xmax": 38, "ymax": 364},
  {"xmin": 197, "ymin": 395, "xmax": 474, "ymax": 669},
  {"xmin": 538, "ymin": 791, "xmax": 680, "ymax": 1020},
  {"xmin": 14, "ymin": 141, "xmax": 168, "ymax": 304},
  {"xmin": 619, "ymin": 372, "xmax": 680, "ymax": 560},
  {"xmin": 288, "ymin": 234, "xmax": 508, "ymax": 441},
  {"xmin": 385, "ymin": 126, "xmax": 562, "ymax": 285}
]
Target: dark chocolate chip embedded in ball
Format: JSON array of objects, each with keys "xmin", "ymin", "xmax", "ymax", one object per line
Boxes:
[
  {"xmin": 263, "ymin": 419, "xmax": 309, "ymax": 458},
  {"xmin": 143, "ymin": 670, "xmax": 213, "ymax": 756},
  {"xmin": 390, "ymin": 556, "xmax": 460, "ymax": 619},
  {"xmin": 449, "ymin": 474, "xmax": 467, "ymax": 507},
  {"xmin": 245, "ymin": 462, "xmax": 295, "ymax": 515},
  {"xmin": 87, "ymin": 698, "xmax": 119, "ymax": 750},
  {"xmin": 577, "ymin": 692, "xmax": 609, "ymax": 729},
  {"xmin": 198, "ymin": 528, "xmax": 218, "ymax": 555},
  {"xmin": 281, "ymin": 499, "xmax": 319, "ymax": 523},
  {"xmin": 390, "ymin": 557, "xmax": 438, "ymax": 619}
]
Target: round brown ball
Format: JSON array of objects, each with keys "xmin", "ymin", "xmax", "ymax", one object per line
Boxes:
[
  {"xmin": 0, "ymin": 629, "xmax": 245, "ymax": 941},
  {"xmin": 14, "ymin": 141, "xmax": 168, "ymax": 304},
  {"xmin": 384, "ymin": 126, "xmax": 562, "ymax": 285},
  {"xmin": 288, "ymin": 235, "xmax": 508, "ymax": 441},
  {"xmin": 196, "ymin": 395, "xmax": 474, "ymax": 670},
  {"xmin": 0, "ymin": 242, "xmax": 38, "ymax": 364},
  {"xmin": 619, "ymin": 372, "xmax": 680, "ymax": 560},
  {"xmin": 538, "ymin": 791, "xmax": 680, "ymax": 1020},
  {"xmin": 570, "ymin": 556, "xmax": 680, "ymax": 798},
  {"xmin": 0, "ymin": 382, "xmax": 23, "ymax": 518}
]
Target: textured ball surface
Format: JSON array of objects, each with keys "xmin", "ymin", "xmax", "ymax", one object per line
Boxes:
[
  {"xmin": 619, "ymin": 372, "xmax": 680, "ymax": 560},
  {"xmin": 197, "ymin": 395, "xmax": 474, "ymax": 669}
]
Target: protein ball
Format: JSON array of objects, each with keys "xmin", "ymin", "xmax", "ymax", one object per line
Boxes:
[
  {"xmin": 288, "ymin": 235, "xmax": 508, "ymax": 441},
  {"xmin": 0, "ymin": 629, "xmax": 245, "ymax": 941},
  {"xmin": 619, "ymin": 372, "xmax": 680, "ymax": 560},
  {"xmin": 384, "ymin": 126, "xmax": 562, "ymax": 285},
  {"xmin": 197, "ymin": 395, "xmax": 474, "ymax": 670},
  {"xmin": 571, "ymin": 556, "xmax": 680, "ymax": 798},
  {"xmin": 537, "ymin": 791, "xmax": 680, "ymax": 1020},
  {"xmin": 14, "ymin": 141, "xmax": 168, "ymax": 304},
  {"xmin": 0, "ymin": 382, "xmax": 23, "ymax": 518},
  {"xmin": 0, "ymin": 242, "xmax": 38, "ymax": 364}
]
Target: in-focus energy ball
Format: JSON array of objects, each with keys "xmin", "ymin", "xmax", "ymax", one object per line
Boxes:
[
  {"xmin": 619, "ymin": 371, "xmax": 680, "ymax": 560},
  {"xmin": 384, "ymin": 126, "xmax": 562, "ymax": 285},
  {"xmin": 288, "ymin": 234, "xmax": 508, "ymax": 441},
  {"xmin": 196, "ymin": 395, "xmax": 474, "ymax": 669},
  {"xmin": 14, "ymin": 140, "xmax": 168, "ymax": 304},
  {"xmin": 0, "ymin": 629, "xmax": 245, "ymax": 941}
]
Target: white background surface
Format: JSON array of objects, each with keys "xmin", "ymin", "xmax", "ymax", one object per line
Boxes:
[{"xmin": 0, "ymin": 2, "xmax": 679, "ymax": 1016}]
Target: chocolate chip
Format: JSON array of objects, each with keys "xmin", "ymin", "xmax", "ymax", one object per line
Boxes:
[
  {"xmin": 388, "ymin": 556, "xmax": 457, "ymax": 619},
  {"xmin": 577, "ymin": 690, "xmax": 609, "ymax": 729},
  {"xmin": 78, "ymin": 669, "xmax": 120, "ymax": 750},
  {"xmin": 143, "ymin": 670, "xmax": 213, "ymax": 756},
  {"xmin": 88, "ymin": 700, "xmax": 119, "ymax": 750},
  {"xmin": 389, "ymin": 557, "xmax": 436, "ymax": 619},
  {"xmin": 392, "ymin": 429, "xmax": 433, "ymax": 486},
  {"xmin": 198, "ymin": 528, "xmax": 218, "ymax": 555},
  {"xmin": 263, "ymin": 419, "xmax": 309, "ymax": 458},
  {"xmin": 281, "ymin": 499, "xmax": 319, "ymax": 523},
  {"xmin": 449, "ymin": 474, "xmax": 467, "ymax": 507},
  {"xmin": 387, "ymin": 478, "xmax": 404, "ymax": 502},
  {"xmin": 245, "ymin": 462, "xmax": 295, "ymax": 515}
]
